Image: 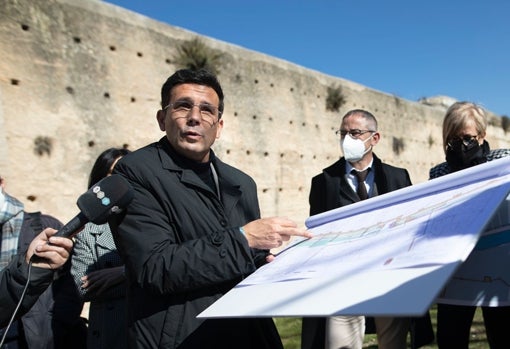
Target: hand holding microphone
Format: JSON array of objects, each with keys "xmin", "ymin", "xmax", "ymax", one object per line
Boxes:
[
  {"xmin": 30, "ymin": 174, "xmax": 133, "ymax": 268},
  {"xmin": 27, "ymin": 228, "xmax": 73, "ymax": 269}
]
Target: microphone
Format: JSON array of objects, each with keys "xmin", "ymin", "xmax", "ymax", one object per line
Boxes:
[{"xmin": 53, "ymin": 174, "xmax": 134, "ymax": 238}]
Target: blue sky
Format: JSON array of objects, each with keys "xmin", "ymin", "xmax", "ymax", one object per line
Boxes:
[{"xmin": 105, "ymin": 1, "xmax": 510, "ymax": 116}]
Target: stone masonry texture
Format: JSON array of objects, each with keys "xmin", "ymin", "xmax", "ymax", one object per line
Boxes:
[{"xmin": 1, "ymin": 0, "xmax": 509, "ymax": 230}]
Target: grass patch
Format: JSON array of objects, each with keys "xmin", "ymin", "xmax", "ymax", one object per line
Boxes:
[{"xmin": 274, "ymin": 305, "xmax": 488, "ymax": 348}]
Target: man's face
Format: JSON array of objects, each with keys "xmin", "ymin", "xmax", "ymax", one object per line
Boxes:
[{"xmin": 156, "ymin": 83, "xmax": 223, "ymax": 163}]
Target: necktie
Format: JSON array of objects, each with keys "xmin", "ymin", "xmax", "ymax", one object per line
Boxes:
[{"xmin": 351, "ymin": 169, "xmax": 369, "ymax": 200}]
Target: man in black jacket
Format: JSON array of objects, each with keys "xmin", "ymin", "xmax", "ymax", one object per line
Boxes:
[
  {"xmin": 0, "ymin": 176, "xmax": 86, "ymax": 348},
  {"xmin": 0, "ymin": 227, "xmax": 73, "ymax": 327},
  {"xmin": 302, "ymin": 109, "xmax": 433, "ymax": 349},
  {"xmin": 110, "ymin": 69, "xmax": 311, "ymax": 349}
]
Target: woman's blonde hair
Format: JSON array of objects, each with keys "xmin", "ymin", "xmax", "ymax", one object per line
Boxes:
[{"xmin": 442, "ymin": 101, "xmax": 487, "ymax": 154}]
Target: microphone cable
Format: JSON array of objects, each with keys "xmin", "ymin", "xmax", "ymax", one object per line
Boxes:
[{"xmin": 0, "ymin": 259, "xmax": 33, "ymax": 348}]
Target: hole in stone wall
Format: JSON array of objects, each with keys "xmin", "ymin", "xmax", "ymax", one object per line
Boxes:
[
  {"xmin": 270, "ymin": 83, "xmax": 274, "ymax": 87},
  {"xmin": 252, "ymin": 115, "xmax": 257, "ymax": 120},
  {"xmin": 298, "ymin": 187, "xmax": 303, "ymax": 191},
  {"xmin": 27, "ymin": 195, "xmax": 36, "ymax": 202},
  {"xmin": 302, "ymin": 122, "xmax": 306, "ymax": 126},
  {"xmin": 109, "ymin": 45, "xmax": 116, "ymax": 51},
  {"xmin": 73, "ymin": 37, "xmax": 81, "ymax": 43},
  {"xmin": 268, "ymin": 117, "xmax": 273, "ymax": 121},
  {"xmin": 66, "ymin": 86, "xmax": 74, "ymax": 94},
  {"xmin": 21, "ymin": 24, "xmax": 29, "ymax": 31},
  {"xmin": 262, "ymin": 188, "xmax": 268, "ymax": 193},
  {"xmin": 278, "ymin": 188, "xmax": 283, "ymax": 192},
  {"xmin": 313, "ymin": 155, "xmax": 316, "ymax": 159},
  {"xmin": 264, "ymin": 152, "xmax": 269, "ymax": 157},
  {"xmin": 280, "ymin": 153, "xmax": 284, "ymax": 158},
  {"xmin": 289, "ymin": 120, "xmax": 293, "ymax": 124},
  {"xmin": 10, "ymin": 79, "xmax": 19, "ymax": 85},
  {"xmin": 290, "ymin": 87, "xmax": 294, "ymax": 92},
  {"xmin": 246, "ymin": 150, "xmax": 250, "ymax": 155},
  {"xmin": 34, "ymin": 136, "xmax": 53, "ymax": 156},
  {"xmin": 254, "ymin": 79, "xmax": 258, "ymax": 84},
  {"xmin": 317, "ymin": 95, "xmax": 321, "ymax": 98},
  {"xmin": 123, "ymin": 143, "xmax": 129, "ymax": 149},
  {"xmin": 88, "ymin": 141, "xmax": 95, "ymax": 147},
  {"xmin": 130, "ymin": 97, "xmax": 136, "ymax": 102},
  {"xmin": 165, "ymin": 58, "xmax": 171, "ymax": 64},
  {"xmin": 137, "ymin": 52, "xmax": 143, "ymax": 57},
  {"xmin": 226, "ymin": 149, "xmax": 231, "ymax": 154},
  {"xmin": 104, "ymin": 92, "xmax": 110, "ymax": 98}
]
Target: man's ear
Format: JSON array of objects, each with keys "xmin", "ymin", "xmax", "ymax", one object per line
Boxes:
[
  {"xmin": 371, "ymin": 132, "xmax": 381, "ymax": 146},
  {"xmin": 156, "ymin": 110, "xmax": 166, "ymax": 131},
  {"xmin": 215, "ymin": 119, "xmax": 224, "ymax": 139}
]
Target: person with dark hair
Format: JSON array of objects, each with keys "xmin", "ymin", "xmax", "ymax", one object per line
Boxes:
[
  {"xmin": 302, "ymin": 109, "xmax": 433, "ymax": 349},
  {"xmin": 429, "ymin": 101, "xmax": 510, "ymax": 349},
  {"xmin": 0, "ymin": 175, "xmax": 87, "ymax": 348},
  {"xmin": 87, "ymin": 147, "xmax": 130, "ymax": 188},
  {"xmin": 71, "ymin": 147, "xmax": 131, "ymax": 349},
  {"xmin": 109, "ymin": 68, "xmax": 312, "ymax": 348}
]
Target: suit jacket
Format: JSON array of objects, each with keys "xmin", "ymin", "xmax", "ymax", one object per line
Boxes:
[
  {"xmin": 309, "ymin": 154, "xmax": 412, "ymax": 215},
  {"xmin": 302, "ymin": 154, "xmax": 426, "ymax": 349},
  {"xmin": 110, "ymin": 137, "xmax": 282, "ymax": 349}
]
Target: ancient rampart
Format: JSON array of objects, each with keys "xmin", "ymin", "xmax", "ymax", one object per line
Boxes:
[{"xmin": 1, "ymin": 0, "xmax": 508, "ymax": 224}]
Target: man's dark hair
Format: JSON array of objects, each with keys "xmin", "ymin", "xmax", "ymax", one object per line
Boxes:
[
  {"xmin": 161, "ymin": 69, "xmax": 224, "ymax": 117},
  {"xmin": 342, "ymin": 109, "xmax": 378, "ymax": 130}
]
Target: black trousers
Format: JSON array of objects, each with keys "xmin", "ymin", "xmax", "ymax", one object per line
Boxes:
[{"xmin": 437, "ymin": 303, "xmax": 510, "ymax": 349}]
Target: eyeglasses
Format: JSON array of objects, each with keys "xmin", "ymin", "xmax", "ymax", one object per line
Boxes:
[
  {"xmin": 164, "ymin": 100, "xmax": 222, "ymax": 127},
  {"xmin": 448, "ymin": 134, "xmax": 479, "ymax": 147},
  {"xmin": 335, "ymin": 129, "xmax": 375, "ymax": 139}
]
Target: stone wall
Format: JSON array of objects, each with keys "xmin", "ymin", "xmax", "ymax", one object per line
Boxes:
[{"xmin": 1, "ymin": 0, "xmax": 509, "ymax": 226}]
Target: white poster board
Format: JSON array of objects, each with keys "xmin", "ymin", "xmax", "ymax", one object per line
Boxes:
[{"xmin": 199, "ymin": 157, "xmax": 510, "ymax": 318}]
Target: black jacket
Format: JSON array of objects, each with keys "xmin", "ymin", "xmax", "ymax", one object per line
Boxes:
[
  {"xmin": 302, "ymin": 155, "xmax": 433, "ymax": 349},
  {"xmin": 0, "ymin": 212, "xmax": 86, "ymax": 349},
  {"xmin": 0, "ymin": 254, "xmax": 54, "ymax": 327},
  {"xmin": 309, "ymin": 154, "xmax": 412, "ymax": 215},
  {"xmin": 110, "ymin": 137, "xmax": 282, "ymax": 349}
]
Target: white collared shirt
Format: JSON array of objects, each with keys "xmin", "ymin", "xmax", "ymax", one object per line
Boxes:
[{"xmin": 345, "ymin": 160, "xmax": 374, "ymax": 198}]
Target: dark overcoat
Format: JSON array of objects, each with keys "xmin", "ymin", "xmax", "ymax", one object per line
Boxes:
[
  {"xmin": 303, "ymin": 154, "xmax": 433, "ymax": 349},
  {"xmin": 110, "ymin": 137, "xmax": 282, "ymax": 349}
]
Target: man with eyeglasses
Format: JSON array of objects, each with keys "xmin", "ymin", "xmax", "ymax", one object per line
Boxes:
[
  {"xmin": 302, "ymin": 109, "xmax": 433, "ymax": 349},
  {"xmin": 109, "ymin": 68, "xmax": 312, "ymax": 349}
]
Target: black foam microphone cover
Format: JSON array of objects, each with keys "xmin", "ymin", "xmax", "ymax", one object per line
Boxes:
[{"xmin": 54, "ymin": 174, "xmax": 134, "ymax": 238}]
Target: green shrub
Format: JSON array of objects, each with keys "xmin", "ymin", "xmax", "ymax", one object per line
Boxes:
[
  {"xmin": 326, "ymin": 86, "xmax": 346, "ymax": 112},
  {"xmin": 172, "ymin": 37, "xmax": 223, "ymax": 75}
]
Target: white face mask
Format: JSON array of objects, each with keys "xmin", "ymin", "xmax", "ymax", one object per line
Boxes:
[{"xmin": 341, "ymin": 134, "xmax": 373, "ymax": 162}]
